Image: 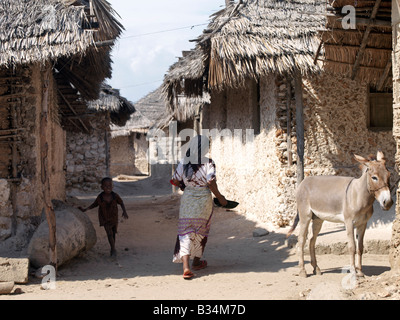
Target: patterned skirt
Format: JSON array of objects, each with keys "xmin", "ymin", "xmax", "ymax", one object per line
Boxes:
[{"xmin": 173, "ymin": 186, "xmax": 213, "ymax": 263}]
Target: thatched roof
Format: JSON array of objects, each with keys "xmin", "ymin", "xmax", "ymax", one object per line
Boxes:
[
  {"xmin": 163, "ymin": 0, "xmax": 326, "ymax": 115},
  {"xmin": 0, "ymin": 0, "xmax": 124, "ymax": 132},
  {"xmin": 111, "ymin": 87, "xmax": 169, "ymax": 138},
  {"xmin": 88, "ymin": 84, "xmax": 135, "ymax": 127},
  {"xmin": 0, "ymin": 0, "xmax": 121, "ymax": 69},
  {"xmin": 319, "ymin": 0, "xmax": 392, "ymax": 89}
]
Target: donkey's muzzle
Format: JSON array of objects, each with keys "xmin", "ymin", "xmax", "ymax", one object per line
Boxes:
[{"xmin": 378, "ymin": 189, "xmax": 393, "ymax": 211}]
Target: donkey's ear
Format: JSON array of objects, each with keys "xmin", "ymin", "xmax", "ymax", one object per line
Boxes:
[
  {"xmin": 377, "ymin": 151, "xmax": 386, "ymax": 162},
  {"xmin": 354, "ymin": 154, "xmax": 369, "ymax": 166}
]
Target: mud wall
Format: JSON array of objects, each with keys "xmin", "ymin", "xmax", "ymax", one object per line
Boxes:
[
  {"xmin": 0, "ymin": 64, "xmax": 66, "ymax": 244},
  {"xmin": 390, "ymin": 0, "xmax": 400, "ymax": 271},
  {"xmin": 203, "ymin": 72, "xmax": 396, "ymax": 226},
  {"xmin": 110, "ymin": 132, "xmax": 149, "ymax": 177},
  {"xmin": 66, "ymin": 112, "xmax": 110, "ymax": 192}
]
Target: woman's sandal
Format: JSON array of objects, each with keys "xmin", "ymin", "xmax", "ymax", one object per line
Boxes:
[
  {"xmin": 183, "ymin": 270, "xmax": 195, "ymax": 280},
  {"xmin": 192, "ymin": 260, "xmax": 207, "ymax": 271}
]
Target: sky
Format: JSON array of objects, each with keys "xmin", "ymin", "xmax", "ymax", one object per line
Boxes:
[{"xmin": 106, "ymin": 0, "xmax": 227, "ymax": 104}]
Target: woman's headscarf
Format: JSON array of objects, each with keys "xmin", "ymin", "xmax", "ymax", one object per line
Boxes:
[{"xmin": 182, "ymin": 135, "xmax": 210, "ymax": 180}]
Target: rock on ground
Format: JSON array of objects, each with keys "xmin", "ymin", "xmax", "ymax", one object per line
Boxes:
[
  {"xmin": 0, "ymin": 258, "xmax": 29, "ymax": 283},
  {"xmin": 0, "ymin": 281, "xmax": 14, "ymax": 295},
  {"xmin": 28, "ymin": 201, "xmax": 96, "ymax": 268}
]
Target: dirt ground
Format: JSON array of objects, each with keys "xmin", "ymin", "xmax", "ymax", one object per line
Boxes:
[{"xmin": 1, "ymin": 176, "xmax": 398, "ymax": 300}]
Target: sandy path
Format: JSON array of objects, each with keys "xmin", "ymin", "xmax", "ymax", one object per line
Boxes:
[{"xmin": 0, "ymin": 185, "xmax": 391, "ymax": 300}]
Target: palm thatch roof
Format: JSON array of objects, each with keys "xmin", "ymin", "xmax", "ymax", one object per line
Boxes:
[
  {"xmin": 319, "ymin": 0, "xmax": 392, "ymax": 90},
  {"xmin": 163, "ymin": 0, "xmax": 326, "ymax": 113},
  {"xmin": 0, "ymin": 0, "xmax": 121, "ymax": 69},
  {"xmin": 0, "ymin": 0, "xmax": 124, "ymax": 131},
  {"xmin": 88, "ymin": 84, "xmax": 135, "ymax": 127},
  {"xmin": 111, "ymin": 87, "xmax": 171, "ymax": 138}
]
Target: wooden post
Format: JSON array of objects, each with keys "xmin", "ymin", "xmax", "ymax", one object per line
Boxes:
[
  {"xmin": 170, "ymin": 120, "xmax": 177, "ymax": 193},
  {"xmin": 104, "ymin": 112, "xmax": 110, "ymax": 177},
  {"xmin": 294, "ymin": 70, "xmax": 304, "ymax": 185},
  {"xmin": 351, "ymin": 0, "xmax": 382, "ymax": 80},
  {"xmin": 286, "ymin": 79, "xmax": 293, "ymax": 167},
  {"xmin": 9, "ymin": 74, "xmax": 19, "ymax": 236},
  {"xmin": 40, "ymin": 67, "xmax": 57, "ymax": 269}
]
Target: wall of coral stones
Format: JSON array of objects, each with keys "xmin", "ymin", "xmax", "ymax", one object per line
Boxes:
[
  {"xmin": 66, "ymin": 112, "xmax": 110, "ymax": 192},
  {"xmin": 203, "ymin": 72, "xmax": 396, "ymax": 227},
  {"xmin": 390, "ymin": 0, "xmax": 400, "ymax": 271}
]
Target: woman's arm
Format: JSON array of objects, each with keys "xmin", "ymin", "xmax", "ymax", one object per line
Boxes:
[{"xmin": 207, "ymin": 177, "xmax": 228, "ymax": 207}]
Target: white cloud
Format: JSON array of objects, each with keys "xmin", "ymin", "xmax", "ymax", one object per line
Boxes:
[{"xmin": 106, "ymin": 0, "xmax": 226, "ymax": 103}]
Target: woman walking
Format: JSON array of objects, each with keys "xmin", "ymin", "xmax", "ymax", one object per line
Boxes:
[{"xmin": 171, "ymin": 135, "xmax": 228, "ymax": 279}]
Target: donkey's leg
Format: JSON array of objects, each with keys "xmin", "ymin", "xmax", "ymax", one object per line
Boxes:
[
  {"xmin": 345, "ymin": 219, "xmax": 356, "ymax": 275},
  {"xmin": 297, "ymin": 210, "xmax": 312, "ymax": 278},
  {"xmin": 310, "ymin": 217, "xmax": 323, "ymax": 276},
  {"xmin": 355, "ymin": 223, "xmax": 367, "ymax": 277}
]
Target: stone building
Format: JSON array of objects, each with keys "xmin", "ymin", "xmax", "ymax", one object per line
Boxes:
[
  {"xmin": 0, "ymin": 0, "xmax": 122, "ymax": 251},
  {"xmin": 163, "ymin": 0, "xmax": 397, "ymax": 226},
  {"xmin": 110, "ymin": 86, "xmax": 201, "ymax": 178},
  {"xmin": 109, "ymin": 88, "xmax": 164, "ymax": 177},
  {"xmin": 391, "ymin": 0, "xmax": 400, "ymax": 272},
  {"xmin": 66, "ymin": 84, "xmax": 134, "ymax": 191}
]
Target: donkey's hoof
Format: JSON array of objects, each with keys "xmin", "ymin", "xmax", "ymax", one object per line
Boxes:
[
  {"xmin": 313, "ymin": 267, "xmax": 322, "ymax": 276},
  {"xmin": 356, "ymin": 270, "xmax": 365, "ymax": 278},
  {"xmin": 299, "ymin": 269, "xmax": 307, "ymax": 278}
]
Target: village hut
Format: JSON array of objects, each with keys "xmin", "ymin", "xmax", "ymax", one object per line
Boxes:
[
  {"xmin": 110, "ymin": 86, "xmax": 179, "ymax": 178},
  {"xmin": 291, "ymin": 0, "xmax": 400, "ymax": 274},
  {"xmin": 391, "ymin": 0, "xmax": 400, "ymax": 273},
  {"xmin": 162, "ymin": 0, "xmax": 397, "ymax": 227},
  {"xmin": 0, "ymin": 0, "xmax": 123, "ymax": 261},
  {"xmin": 109, "ymin": 93, "xmax": 153, "ymax": 177},
  {"xmin": 66, "ymin": 84, "xmax": 135, "ymax": 192}
]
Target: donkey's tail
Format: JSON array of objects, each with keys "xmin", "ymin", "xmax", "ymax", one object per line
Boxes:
[{"xmin": 286, "ymin": 212, "xmax": 299, "ymax": 238}]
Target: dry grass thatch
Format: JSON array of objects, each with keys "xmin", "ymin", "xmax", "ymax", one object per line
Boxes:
[
  {"xmin": 202, "ymin": 0, "xmax": 325, "ymax": 88},
  {"xmin": 0, "ymin": 0, "xmax": 123, "ymax": 100},
  {"xmin": 88, "ymin": 84, "xmax": 135, "ymax": 127},
  {"xmin": 0, "ymin": 0, "xmax": 91, "ymax": 67},
  {"xmin": 163, "ymin": 0, "xmax": 326, "ymax": 116},
  {"xmin": 320, "ymin": 0, "xmax": 392, "ymax": 89},
  {"xmin": 111, "ymin": 87, "xmax": 170, "ymax": 138}
]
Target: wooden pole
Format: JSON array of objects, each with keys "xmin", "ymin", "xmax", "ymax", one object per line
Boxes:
[
  {"xmin": 351, "ymin": 0, "xmax": 382, "ymax": 80},
  {"xmin": 9, "ymin": 74, "xmax": 19, "ymax": 236},
  {"xmin": 104, "ymin": 112, "xmax": 110, "ymax": 177},
  {"xmin": 40, "ymin": 66, "xmax": 57, "ymax": 269},
  {"xmin": 286, "ymin": 79, "xmax": 293, "ymax": 167},
  {"xmin": 294, "ymin": 70, "xmax": 304, "ymax": 185}
]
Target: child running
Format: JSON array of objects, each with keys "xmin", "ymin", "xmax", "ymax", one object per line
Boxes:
[{"xmin": 79, "ymin": 177, "xmax": 128, "ymax": 257}]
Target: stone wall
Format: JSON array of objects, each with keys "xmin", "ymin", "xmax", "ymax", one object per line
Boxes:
[
  {"xmin": 0, "ymin": 64, "xmax": 66, "ymax": 244},
  {"xmin": 110, "ymin": 132, "xmax": 149, "ymax": 177},
  {"xmin": 66, "ymin": 112, "xmax": 110, "ymax": 191},
  {"xmin": 203, "ymin": 71, "xmax": 396, "ymax": 227},
  {"xmin": 204, "ymin": 76, "xmax": 289, "ymax": 225},
  {"xmin": 303, "ymin": 73, "xmax": 396, "ymax": 177},
  {"xmin": 390, "ymin": 0, "xmax": 400, "ymax": 271}
]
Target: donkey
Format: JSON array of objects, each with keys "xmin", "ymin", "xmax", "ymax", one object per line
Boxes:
[{"xmin": 288, "ymin": 151, "xmax": 393, "ymax": 278}]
